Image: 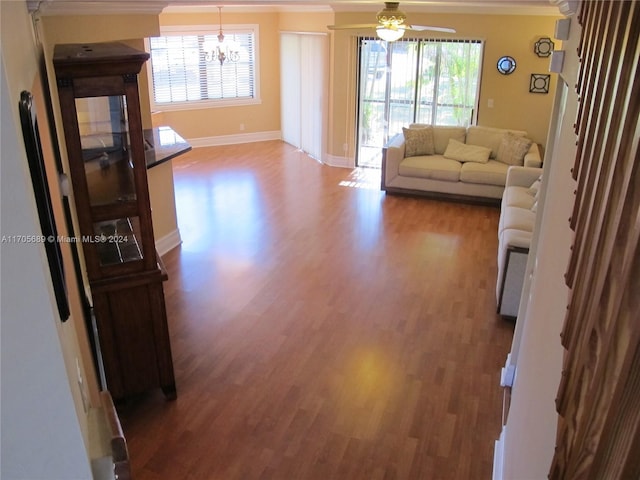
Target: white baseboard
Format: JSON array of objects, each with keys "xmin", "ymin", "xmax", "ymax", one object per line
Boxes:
[
  {"xmin": 186, "ymin": 133, "xmax": 356, "ymax": 170},
  {"xmin": 324, "ymin": 153, "xmax": 354, "ymax": 168},
  {"xmin": 493, "ymin": 428, "xmax": 506, "ymax": 480},
  {"xmin": 188, "ymin": 130, "xmax": 281, "ymax": 148},
  {"xmin": 501, "ymin": 353, "xmax": 517, "ymax": 388},
  {"xmin": 155, "ymin": 229, "xmax": 182, "ymax": 256}
]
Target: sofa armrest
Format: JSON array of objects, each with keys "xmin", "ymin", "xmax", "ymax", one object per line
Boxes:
[
  {"xmin": 523, "ymin": 142, "xmax": 542, "ymax": 168},
  {"xmin": 506, "ymin": 166, "xmax": 543, "ymax": 188},
  {"xmin": 381, "ymin": 133, "xmax": 405, "ymax": 190}
]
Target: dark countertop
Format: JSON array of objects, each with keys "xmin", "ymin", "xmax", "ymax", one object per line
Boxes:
[{"xmin": 144, "ymin": 126, "xmax": 191, "ymax": 169}]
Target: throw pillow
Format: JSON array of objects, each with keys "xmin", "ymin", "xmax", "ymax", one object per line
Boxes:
[
  {"xmin": 528, "ymin": 176, "xmax": 542, "ymax": 195},
  {"xmin": 443, "ymin": 138, "xmax": 491, "ymax": 163},
  {"xmin": 402, "ymin": 126, "xmax": 435, "ymax": 157},
  {"xmin": 496, "ymin": 132, "xmax": 533, "ymax": 166}
]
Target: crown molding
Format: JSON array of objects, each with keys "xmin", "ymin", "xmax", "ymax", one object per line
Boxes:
[
  {"xmin": 162, "ymin": 4, "xmax": 333, "ymax": 14},
  {"xmin": 26, "ymin": 0, "xmax": 566, "ymax": 17},
  {"xmin": 330, "ymin": 1, "xmax": 559, "ymax": 16},
  {"xmin": 548, "ymin": 0, "xmax": 579, "ymax": 16},
  {"xmin": 27, "ymin": 0, "xmax": 170, "ymax": 16}
]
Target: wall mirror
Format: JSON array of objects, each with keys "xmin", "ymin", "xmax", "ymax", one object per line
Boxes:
[{"xmin": 497, "ymin": 56, "xmax": 516, "ymax": 75}]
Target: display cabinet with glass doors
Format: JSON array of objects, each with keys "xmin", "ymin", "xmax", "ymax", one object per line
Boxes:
[{"xmin": 54, "ymin": 42, "xmax": 176, "ymax": 400}]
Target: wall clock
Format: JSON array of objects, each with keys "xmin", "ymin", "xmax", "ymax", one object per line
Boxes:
[{"xmin": 497, "ymin": 56, "xmax": 516, "ymax": 75}]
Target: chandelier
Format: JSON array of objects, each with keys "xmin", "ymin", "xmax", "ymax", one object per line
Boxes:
[{"xmin": 205, "ymin": 6, "xmax": 240, "ymax": 66}]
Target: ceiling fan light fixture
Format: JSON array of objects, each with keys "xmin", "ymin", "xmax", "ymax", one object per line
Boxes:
[
  {"xmin": 376, "ymin": 2, "xmax": 407, "ymax": 27},
  {"xmin": 326, "ymin": 2, "xmax": 455, "ymax": 37},
  {"xmin": 376, "ymin": 25, "xmax": 405, "ymax": 42}
]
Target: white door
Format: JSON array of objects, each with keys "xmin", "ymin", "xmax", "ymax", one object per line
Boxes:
[{"xmin": 280, "ymin": 32, "xmax": 327, "ymax": 162}]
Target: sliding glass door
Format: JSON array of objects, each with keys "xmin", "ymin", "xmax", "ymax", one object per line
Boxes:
[{"xmin": 356, "ymin": 38, "xmax": 483, "ymax": 168}]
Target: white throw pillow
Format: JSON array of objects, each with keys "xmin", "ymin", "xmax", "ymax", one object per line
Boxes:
[
  {"xmin": 528, "ymin": 176, "xmax": 542, "ymax": 195},
  {"xmin": 443, "ymin": 138, "xmax": 491, "ymax": 163},
  {"xmin": 403, "ymin": 126, "xmax": 435, "ymax": 157},
  {"xmin": 432, "ymin": 126, "xmax": 467, "ymax": 154},
  {"xmin": 496, "ymin": 133, "xmax": 534, "ymax": 166}
]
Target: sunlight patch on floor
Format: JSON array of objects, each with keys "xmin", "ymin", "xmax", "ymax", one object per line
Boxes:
[{"xmin": 338, "ymin": 168, "xmax": 380, "ymax": 190}]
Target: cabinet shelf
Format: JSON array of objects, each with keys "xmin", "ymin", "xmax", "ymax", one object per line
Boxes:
[
  {"xmin": 84, "ymin": 150, "xmax": 137, "ymax": 207},
  {"xmin": 94, "ymin": 217, "xmax": 143, "ymax": 266}
]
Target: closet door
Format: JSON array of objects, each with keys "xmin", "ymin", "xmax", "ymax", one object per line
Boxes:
[
  {"xmin": 280, "ymin": 32, "xmax": 326, "ymax": 161},
  {"xmin": 280, "ymin": 33, "xmax": 301, "ymax": 149}
]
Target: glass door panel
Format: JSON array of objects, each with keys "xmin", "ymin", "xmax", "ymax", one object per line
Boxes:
[
  {"xmin": 416, "ymin": 42, "xmax": 438, "ymax": 124},
  {"xmin": 76, "ymin": 96, "xmax": 136, "ymax": 206},
  {"xmin": 388, "ymin": 41, "xmax": 418, "ymax": 135},
  {"xmin": 93, "ymin": 216, "xmax": 143, "ymax": 266},
  {"xmin": 356, "ymin": 38, "xmax": 482, "ymax": 167},
  {"xmin": 357, "ymin": 39, "xmax": 418, "ymax": 168},
  {"xmin": 357, "ymin": 39, "xmax": 388, "ymax": 168}
]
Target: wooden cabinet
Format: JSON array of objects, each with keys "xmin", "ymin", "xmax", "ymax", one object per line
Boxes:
[{"xmin": 54, "ymin": 42, "xmax": 176, "ymax": 400}]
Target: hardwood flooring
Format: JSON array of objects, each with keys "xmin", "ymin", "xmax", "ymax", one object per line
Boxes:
[{"xmin": 117, "ymin": 140, "xmax": 514, "ymax": 479}]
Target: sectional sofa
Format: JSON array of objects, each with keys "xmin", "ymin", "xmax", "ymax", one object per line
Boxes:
[
  {"xmin": 497, "ymin": 166, "xmax": 543, "ymax": 317},
  {"xmin": 381, "ymin": 124, "xmax": 542, "ymax": 203}
]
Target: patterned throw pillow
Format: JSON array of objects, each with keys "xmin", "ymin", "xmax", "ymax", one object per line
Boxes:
[
  {"xmin": 402, "ymin": 126, "xmax": 435, "ymax": 157},
  {"xmin": 496, "ymin": 132, "xmax": 533, "ymax": 166}
]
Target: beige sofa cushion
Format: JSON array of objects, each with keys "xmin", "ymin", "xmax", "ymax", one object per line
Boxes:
[
  {"xmin": 399, "ymin": 155, "xmax": 461, "ymax": 182},
  {"xmin": 466, "ymin": 126, "xmax": 527, "ymax": 158},
  {"xmin": 444, "ymin": 139, "xmax": 491, "ymax": 163},
  {"xmin": 528, "ymin": 176, "xmax": 542, "ymax": 194},
  {"xmin": 429, "ymin": 126, "xmax": 467, "ymax": 154},
  {"xmin": 503, "ymin": 185, "xmax": 536, "ymax": 209},
  {"xmin": 459, "ymin": 160, "xmax": 509, "ymax": 186},
  {"xmin": 500, "ymin": 228, "xmax": 533, "ymax": 250},
  {"xmin": 402, "ymin": 126, "xmax": 435, "ymax": 156},
  {"xmin": 500, "ymin": 206, "xmax": 536, "ymax": 234}
]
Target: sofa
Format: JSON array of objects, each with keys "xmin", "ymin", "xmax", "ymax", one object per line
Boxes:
[
  {"xmin": 381, "ymin": 124, "xmax": 542, "ymax": 203},
  {"xmin": 496, "ymin": 166, "xmax": 543, "ymax": 318}
]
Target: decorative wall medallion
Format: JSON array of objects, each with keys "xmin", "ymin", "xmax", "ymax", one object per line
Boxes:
[
  {"xmin": 497, "ymin": 56, "xmax": 516, "ymax": 75},
  {"xmin": 530, "ymin": 74, "xmax": 550, "ymax": 93},
  {"xmin": 534, "ymin": 37, "xmax": 554, "ymax": 57}
]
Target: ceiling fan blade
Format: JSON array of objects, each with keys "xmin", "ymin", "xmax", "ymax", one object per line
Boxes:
[
  {"xmin": 327, "ymin": 24, "xmax": 379, "ymax": 31},
  {"xmin": 408, "ymin": 25, "xmax": 457, "ymax": 33}
]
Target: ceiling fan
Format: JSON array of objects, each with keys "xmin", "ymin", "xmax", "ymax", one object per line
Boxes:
[{"xmin": 328, "ymin": 2, "xmax": 456, "ymax": 42}]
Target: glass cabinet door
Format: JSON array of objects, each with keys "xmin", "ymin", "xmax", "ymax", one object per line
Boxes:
[
  {"xmin": 93, "ymin": 216, "xmax": 143, "ymax": 266},
  {"xmin": 76, "ymin": 95, "xmax": 136, "ymax": 207},
  {"xmin": 77, "ymin": 95, "xmax": 144, "ymax": 266}
]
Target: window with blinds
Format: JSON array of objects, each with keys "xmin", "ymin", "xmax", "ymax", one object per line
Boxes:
[{"xmin": 147, "ymin": 25, "xmax": 259, "ymax": 109}]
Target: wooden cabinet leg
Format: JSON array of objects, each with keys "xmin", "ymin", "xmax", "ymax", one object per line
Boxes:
[{"xmin": 161, "ymin": 384, "xmax": 177, "ymax": 401}]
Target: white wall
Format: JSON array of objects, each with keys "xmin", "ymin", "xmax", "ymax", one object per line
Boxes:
[
  {"xmin": 500, "ymin": 12, "xmax": 581, "ymax": 479},
  {"xmin": 0, "ymin": 1, "xmax": 92, "ymax": 478}
]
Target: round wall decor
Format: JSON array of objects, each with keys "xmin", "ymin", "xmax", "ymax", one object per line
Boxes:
[
  {"xmin": 497, "ymin": 56, "xmax": 516, "ymax": 75},
  {"xmin": 534, "ymin": 37, "xmax": 555, "ymax": 57}
]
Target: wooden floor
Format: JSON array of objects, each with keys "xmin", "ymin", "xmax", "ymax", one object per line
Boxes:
[{"xmin": 118, "ymin": 140, "xmax": 514, "ymax": 480}]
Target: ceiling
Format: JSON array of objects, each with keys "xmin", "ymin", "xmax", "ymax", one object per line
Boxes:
[{"xmin": 30, "ymin": 0, "xmax": 566, "ymax": 17}]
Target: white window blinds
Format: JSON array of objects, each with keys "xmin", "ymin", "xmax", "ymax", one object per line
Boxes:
[{"xmin": 148, "ymin": 29, "xmax": 256, "ymax": 107}]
